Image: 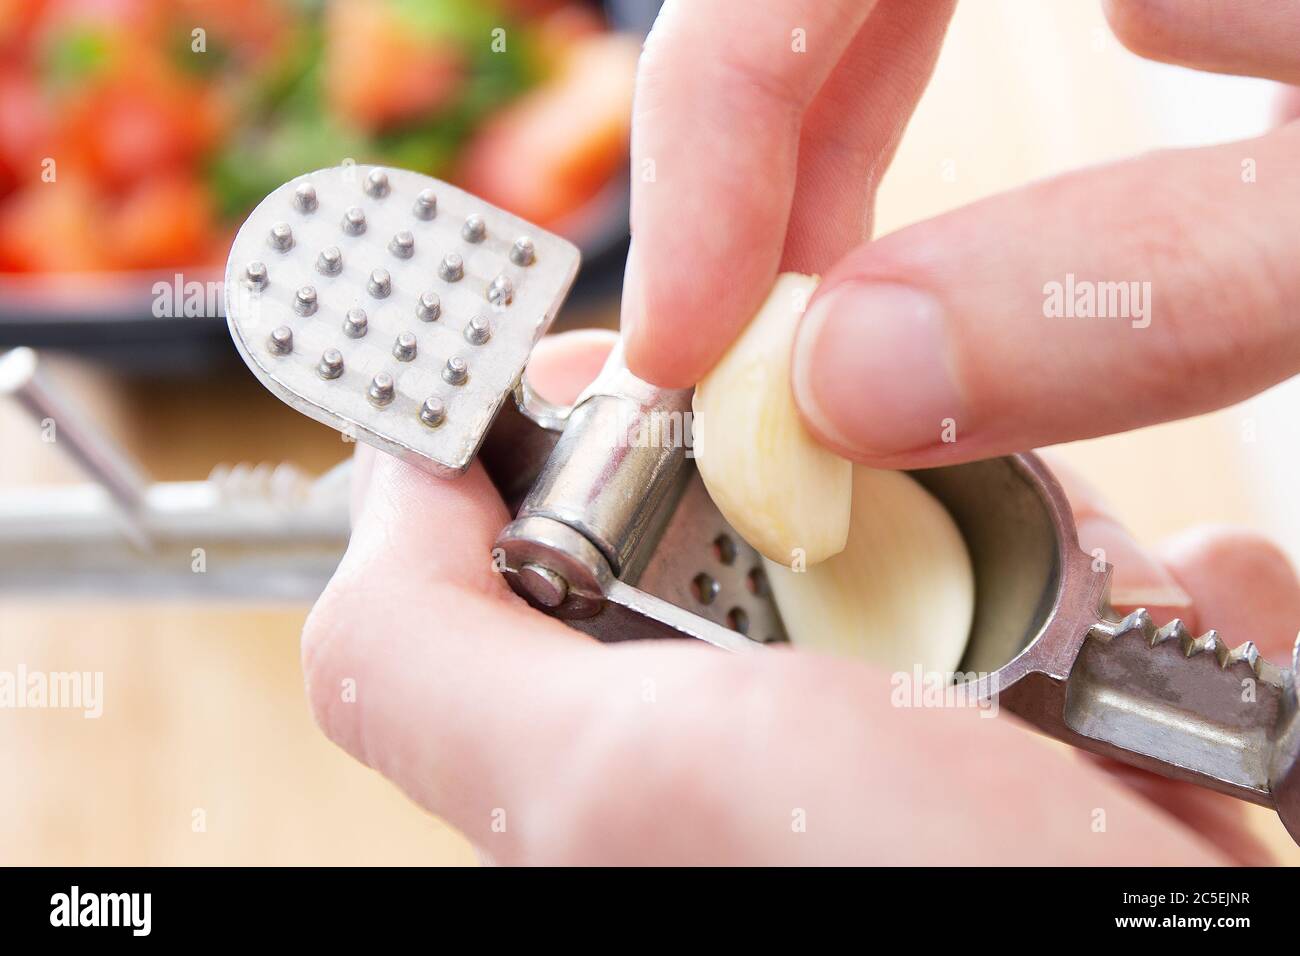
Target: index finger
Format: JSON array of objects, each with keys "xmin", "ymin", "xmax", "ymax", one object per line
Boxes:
[{"xmin": 620, "ymin": 0, "xmax": 879, "ymax": 388}]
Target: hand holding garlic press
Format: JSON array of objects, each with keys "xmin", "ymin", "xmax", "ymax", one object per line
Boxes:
[{"xmin": 235, "ymin": 0, "xmax": 1300, "ymax": 863}]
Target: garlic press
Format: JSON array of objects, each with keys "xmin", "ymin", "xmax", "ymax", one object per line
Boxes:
[{"xmin": 226, "ymin": 163, "xmax": 1300, "ymax": 845}]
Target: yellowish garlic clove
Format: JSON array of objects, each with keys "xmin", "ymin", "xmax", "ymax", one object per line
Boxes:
[
  {"xmin": 692, "ymin": 273, "xmax": 852, "ymax": 566},
  {"xmin": 765, "ymin": 465, "xmax": 975, "ymax": 673}
]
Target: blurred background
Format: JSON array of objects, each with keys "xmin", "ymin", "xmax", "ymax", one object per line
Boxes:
[{"xmin": 2, "ymin": 0, "xmax": 1298, "ymax": 864}]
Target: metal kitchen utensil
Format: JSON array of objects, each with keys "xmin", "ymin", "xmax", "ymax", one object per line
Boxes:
[
  {"xmin": 0, "ymin": 346, "xmax": 349, "ymax": 599},
  {"xmin": 224, "ymin": 164, "xmax": 1300, "ymax": 843}
]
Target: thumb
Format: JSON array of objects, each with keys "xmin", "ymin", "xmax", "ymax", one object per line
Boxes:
[{"xmin": 790, "ymin": 122, "xmax": 1300, "ymax": 467}]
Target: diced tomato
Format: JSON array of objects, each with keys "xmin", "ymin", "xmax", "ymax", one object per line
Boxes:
[
  {"xmin": 58, "ymin": 62, "xmax": 226, "ymax": 191},
  {"xmin": 106, "ymin": 171, "xmax": 217, "ymax": 269},
  {"xmin": 171, "ymin": 0, "xmax": 295, "ymax": 63},
  {"xmin": 0, "ymin": 177, "xmax": 108, "ymax": 271},
  {"xmin": 497, "ymin": 0, "xmax": 572, "ymax": 16},
  {"xmin": 457, "ymin": 33, "xmax": 637, "ymax": 226},
  {"xmin": 0, "ymin": 69, "xmax": 54, "ymax": 194},
  {"xmin": 0, "ymin": 0, "xmax": 51, "ymax": 54},
  {"xmin": 324, "ymin": 0, "xmax": 464, "ymax": 133},
  {"xmin": 534, "ymin": 4, "xmax": 604, "ymax": 58}
]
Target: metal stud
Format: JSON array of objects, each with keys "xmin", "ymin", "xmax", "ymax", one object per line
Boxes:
[
  {"xmin": 317, "ymin": 349, "xmax": 344, "ymax": 379},
  {"xmin": 367, "ymin": 268, "xmax": 391, "ymax": 298},
  {"xmin": 393, "ymin": 331, "xmax": 417, "ymax": 362},
  {"xmin": 442, "ymin": 356, "xmax": 468, "ymax": 386},
  {"xmin": 294, "ymin": 182, "xmax": 318, "ymax": 213},
  {"xmin": 367, "ymin": 372, "xmax": 395, "ymax": 407},
  {"xmin": 419, "ymin": 397, "xmax": 446, "ymax": 428},
  {"xmin": 343, "ymin": 307, "xmax": 368, "ymax": 338},
  {"xmin": 510, "ymin": 237, "xmax": 535, "ymax": 266},
  {"xmin": 416, "ymin": 291, "xmax": 441, "ymax": 322},
  {"xmin": 439, "ymin": 253, "xmax": 464, "ymax": 282},
  {"xmin": 293, "ymin": 285, "xmax": 318, "ymax": 316},
  {"xmin": 486, "ymin": 274, "xmax": 513, "ymax": 307},
  {"xmin": 464, "ymin": 315, "xmax": 491, "ymax": 345},
  {"xmin": 389, "ymin": 231, "xmax": 414, "ymax": 259},
  {"xmin": 461, "ymin": 214, "xmax": 486, "ymax": 243},
  {"xmin": 412, "ymin": 189, "xmax": 437, "ymax": 220},
  {"xmin": 316, "ymin": 245, "xmax": 342, "ymax": 275},
  {"xmin": 245, "ymin": 261, "xmax": 268, "ymax": 290},
  {"xmin": 268, "ymin": 326, "xmax": 293, "ymax": 355},
  {"xmin": 268, "ymin": 222, "xmax": 293, "ymax": 251},
  {"xmin": 342, "ymin": 206, "xmax": 366, "ymax": 235},
  {"xmin": 364, "ymin": 168, "xmax": 390, "ymax": 198}
]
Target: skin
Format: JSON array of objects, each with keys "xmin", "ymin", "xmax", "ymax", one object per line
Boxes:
[{"xmin": 304, "ymin": 2, "xmax": 1300, "ymax": 863}]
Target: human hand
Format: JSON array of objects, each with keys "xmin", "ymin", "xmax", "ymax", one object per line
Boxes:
[
  {"xmin": 621, "ymin": 0, "xmax": 1300, "ymax": 471},
  {"xmin": 302, "ymin": 331, "xmax": 1298, "ymax": 865}
]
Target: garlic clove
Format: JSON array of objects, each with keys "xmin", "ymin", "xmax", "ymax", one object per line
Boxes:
[
  {"xmin": 764, "ymin": 465, "xmax": 975, "ymax": 673},
  {"xmin": 692, "ymin": 273, "xmax": 852, "ymax": 566}
]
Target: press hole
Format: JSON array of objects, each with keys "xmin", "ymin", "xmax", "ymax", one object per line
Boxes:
[
  {"xmin": 726, "ymin": 607, "xmax": 749, "ymax": 634},
  {"xmin": 712, "ymin": 533, "xmax": 737, "ymax": 565},
  {"xmin": 746, "ymin": 567, "xmax": 769, "ymax": 597},
  {"xmin": 692, "ymin": 573, "xmax": 719, "ymax": 605}
]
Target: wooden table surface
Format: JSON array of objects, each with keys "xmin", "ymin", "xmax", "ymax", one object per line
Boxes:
[{"xmin": 0, "ymin": 362, "xmax": 477, "ymax": 865}]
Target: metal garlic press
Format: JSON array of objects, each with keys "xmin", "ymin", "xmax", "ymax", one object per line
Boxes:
[{"xmin": 225, "ymin": 163, "xmax": 1300, "ymax": 845}]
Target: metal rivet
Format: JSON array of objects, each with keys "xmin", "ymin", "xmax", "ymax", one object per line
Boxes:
[
  {"xmin": 343, "ymin": 307, "xmax": 368, "ymax": 338},
  {"xmin": 439, "ymin": 253, "xmax": 463, "ymax": 282},
  {"xmin": 316, "ymin": 245, "xmax": 342, "ymax": 275},
  {"xmin": 367, "ymin": 268, "xmax": 391, "ymax": 298},
  {"xmin": 442, "ymin": 356, "xmax": 468, "ymax": 385},
  {"xmin": 367, "ymin": 372, "xmax": 395, "ymax": 407},
  {"xmin": 293, "ymin": 285, "xmax": 317, "ymax": 316},
  {"xmin": 461, "ymin": 214, "xmax": 486, "ymax": 243},
  {"xmin": 416, "ymin": 291, "xmax": 441, "ymax": 322},
  {"xmin": 268, "ymin": 326, "xmax": 293, "ymax": 355},
  {"xmin": 245, "ymin": 261, "xmax": 268, "ymax": 290},
  {"xmin": 510, "ymin": 237, "xmax": 535, "ymax": 266},
  {"xmin": 389, "ymin": 231, "xmax": 414, "ymax": 259},
  {"xmin": 317, "ymin": 349, "xmax": 344, "ymax": 379},
  {"xmin": 464, "ymin": 315, "xmax": 491, "ymax": 345},
  {"xmin": 486, "ymin": 274, "xmax": 513, "ymax": 307},
  {"xmin": 364, "ymin": 168, "xmax": 390, "ymax": 198},
  {"xmin": 518, "ymin": 563, "xmax": 569, "ymax": 608},
  {"xmin": 413, "ymin": 189, "xmax": 437, "ymax": 220},
  {"xmin": 342, "ymin": 206, "xmax": 366, "ymax": 235},
  {"xmin": 393, "ymin": 331, "xmax": 417, "ymax": 361},
  {"xmin": 419, "ymin": 397, "xmax": 446, "ymax": 428},
  {"xmin": 294, "ymin": 182, "xmax": 317, "ymax": 213},
  {"xmin": 268, "ymin": 222, "xmax": 293, "ymax": 251}
]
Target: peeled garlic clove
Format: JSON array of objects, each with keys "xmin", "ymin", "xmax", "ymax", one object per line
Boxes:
[
  {"xmin": 765, "ymin": 466, "xmax": 975, "ymax": 673},
  {"xmin": 692, "ymin": 273, "xmax": 852, "ymax": 566}
]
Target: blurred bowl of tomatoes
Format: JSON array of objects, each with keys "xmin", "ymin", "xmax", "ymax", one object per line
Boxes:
[{"xmin": 0, "ymin": 0, "xmax": 644, "ymax": 363}]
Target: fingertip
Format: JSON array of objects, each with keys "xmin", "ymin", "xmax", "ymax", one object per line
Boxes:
[
  {"xmin": 1077, "ymin": 514, "xmax": 1195, "ymax": 626},
  {"xmin": 527, "ymin": 329, "xmax": 620, "ymax": 405},
  {"xmin": 1101, "ymin": 0, "xmax": 1182, "ymax": 63},
  {"xmin": 1157, "ymin": 525, "xmax": 1300, "ymax": 660},
  {"xmin": 620, "ymin": 252, "xmax": 760, "ymax": 388}
]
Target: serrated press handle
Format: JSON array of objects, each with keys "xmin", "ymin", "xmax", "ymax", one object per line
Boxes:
[{"xmin": 1065, "ymin": 608, "xmax": 1300, "ymax": 840}]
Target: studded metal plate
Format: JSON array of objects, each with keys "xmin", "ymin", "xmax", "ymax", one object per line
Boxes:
[{"xmin": 225, "ymin": 164, "xmax": 581, "ymax": 477}]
